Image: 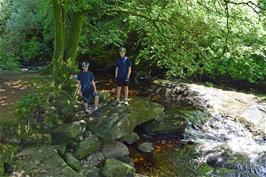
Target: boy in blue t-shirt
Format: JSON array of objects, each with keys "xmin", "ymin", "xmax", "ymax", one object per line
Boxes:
[
  {"xmin": 115, "ymin": 47, "xmax": 132, "ymax": 105},
  {"xmin": 72, "ymin": 62, "xmax": 99, "ymax": 113}
]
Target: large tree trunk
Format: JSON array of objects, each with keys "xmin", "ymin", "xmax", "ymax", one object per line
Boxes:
[
  {"xmin": 51, "ymin": 0, "xmax": 85, "ymax": 93},
  {"xmin": 62, "ymin": 12, "xmax": 85, "ymax": 93},
  {"xmin": 65, "ymin": 12, "xmax": 84, "ymax": 67},
  {"xmin": 52, "ymin": 0, "xmax": 65, "ymax": 89}
]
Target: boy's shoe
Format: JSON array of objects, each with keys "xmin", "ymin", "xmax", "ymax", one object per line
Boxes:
[
  {"xmin": 124, "ymin": 101, "xmax": 129, "ymax": 106},
  {"xmin": 85, "ymin": 109, "xmax": 90, "ymax": 114},
  {"xmin": 92, "ymin": 108, "xmax": 100, "ymax": 116},
  {"xmin": 116, "ymin": 100, "xmax": 122, "ymax": 107}
]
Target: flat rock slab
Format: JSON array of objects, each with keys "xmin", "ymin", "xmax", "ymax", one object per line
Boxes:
[{"xmin": 86, "ymin": 97, "xmax": 164, "ymax": 141}]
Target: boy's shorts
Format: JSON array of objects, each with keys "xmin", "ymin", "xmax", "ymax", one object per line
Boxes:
[
  {"xmin": 81, "ymin": 90, "xmax": 98, "ymax": 103},
  {"xmin": 117, "ymin": 78, "xmax": 129, "ymax": 87}
]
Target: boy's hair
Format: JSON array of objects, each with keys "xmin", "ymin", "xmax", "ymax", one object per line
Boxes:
[{"xmin": 119, "ymin": 47, "xmax": 126, "ymax": 52}]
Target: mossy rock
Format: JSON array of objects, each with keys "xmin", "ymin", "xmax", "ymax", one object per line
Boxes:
[
  {"xmin": 102, "ymin": 158, "xmax": 135, "ymax": 177},
  {"xmin": 53, "ymin": 144, "xmax": 66, "ymax": 156},
  {"xmin": 177, "ymin": 109, "xmax": 210, "ymax": 125},
  {"xmin": 141, "ymin": 108, "xmax": 209, "ymax": 135},
  {"xmin": 64, "ymin": 153, "xmax": 81, "ymax": 171},
  {"xmin": 101, "ymin": 141, "xmax": 129, "ymax": 158},
  {"xmin": 140, "ymin": 111, "xmax": 186, "ymax": 135},
  {"xmin": 51, "ymin": 120, "xmax": 86, "ymax": 144},
  {"xmin": 74, "ymin": 133, "xmax": 102, "ymax": 159},
  {"xmin": 13, "ymin": 145, "xmax": 82, "ymax": 177},
  {"xmin": 121, "ymin": 132, "xmax": 140, "ymax": 145},
  {"xmin": 87, "ymin": 97, "xmax": 164, "ymax": 141}
]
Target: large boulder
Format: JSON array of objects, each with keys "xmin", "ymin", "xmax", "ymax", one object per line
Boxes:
[
  {"xmin": 74, "ymin": 132, "xmax": 102, "ymax": 159},
  {"xmin": 140, "ymin": 108, "xmax": 208, "ymax": 135},
  {"xmin": 12, "ymin": 145, "xmax": 82, "ymax": 177},
  {"xmin": 102, "ymin": 158, "xmax": 135, "ymax": 177},
  {"xmin": 140, "ymin": 112, "xmax": 184, "ymax": 135},
  {"xmin": 87, "ymin": 97, "xmax": 164, "ymax": 141},
  {"xmin": 51, "ymin": 120, "xmax": 86, "ymax": 144},
  {"xmin": 102, "ymin": 141, "xmax": 129, "ymax": 158}
]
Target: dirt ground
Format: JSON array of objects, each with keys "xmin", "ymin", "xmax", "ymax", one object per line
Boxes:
[{"xmin": 0, "ymin": 71, "xmax": 50, "ymax": 119}]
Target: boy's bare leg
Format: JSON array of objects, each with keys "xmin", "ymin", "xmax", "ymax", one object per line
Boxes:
[
  {"xmin": 84, "ymin": 102, "xmax": 89, "ymax": 112},
  {"xmin": 117, "ymin": 86, "xmax": 122, "ymax": 102},
  {"xmin": 125, "ymin": 86, "xmax": 129, "ymax": 105},
  {"xmin": 94, "ymin": 96, "xmax": 99, "ymax": 110}
]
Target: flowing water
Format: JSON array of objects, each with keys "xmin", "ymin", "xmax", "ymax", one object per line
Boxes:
[{"xmin": 131, "ymin": 106, "xmax": 266, "ymax": 177}]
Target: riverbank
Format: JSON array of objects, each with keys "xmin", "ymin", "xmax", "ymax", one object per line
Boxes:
[{"xmin": 0, "ymin": 71, "xmax": 266, "ymax": 177}]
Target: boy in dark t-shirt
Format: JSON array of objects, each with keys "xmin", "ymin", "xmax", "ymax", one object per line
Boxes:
[
  {"xmin": 115, "ymin": 47, "xmax": 132, "ymax": 105},
  {"xmin": 72, "ymin": 62, "xmax": 99, "ymax": 113}
]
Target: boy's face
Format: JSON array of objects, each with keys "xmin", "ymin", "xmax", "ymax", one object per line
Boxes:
[
  {"xmin": 119, "ymin": 51, "xmax": 126, "ymax": 58},
  {"xmin": 82, "ymin": 66, "xmax": 88, "ymax": 72}
]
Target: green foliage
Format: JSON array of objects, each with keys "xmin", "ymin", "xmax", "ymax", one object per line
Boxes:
[
  {"xmin": 15, "ymin": 84, "xmax": 77, "ymax": 137},
  {"xmin": 0, "ymin": 39, "xmax": 20, "ymax": 70},
  {"xmin": 16, "ymin": 87, "xmax": 54, "ymax": 137},
  {"xmin": 1, "ymin": 0, "xmax": 265, "ymax": 83},
  {"xmin": 0, "ymin": 53, "xmax": 20, "ymax": 71},
  {"xmin": 112, "ymin": 0, "xmax": 266, "ymax": 83},
  {"xmin": 20, "ymin": 37, "xmax": 41, "ymax": 61},
  {"xmin": 0, "ymin": 0, "xmax": 53, "ymax": 63},
  {"xmin": 0, "ymin": 144, "xmax": 17, "ymax": 176},
  {"xmin": 79, "ymin": 1, "xmax": 129, "ymax": 57}
]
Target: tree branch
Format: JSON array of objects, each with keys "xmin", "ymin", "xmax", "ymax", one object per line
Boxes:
[{"xmin": 226, "ymin": 0, "xmax": 260, "ymax": 14}]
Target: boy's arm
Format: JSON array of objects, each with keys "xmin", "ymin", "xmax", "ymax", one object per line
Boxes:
[
  {"xmin": 127, "ymin": 67, "xmax": 132, "ymax": 79},
  {"xmin": 77, "ymin": 81, "xmax": 82, "ymax": 96},
  {"xmin": 92, "ymin": 80, "xmax": 97, "ymax": 93},
  {"xmin": 70, "ymin": 74, "xmax": 77, "ymax": 80}
]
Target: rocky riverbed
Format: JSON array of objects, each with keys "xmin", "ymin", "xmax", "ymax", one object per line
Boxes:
[{"xmin": 1, "ymin": 76, "xmax": 266, "ymax": 177}]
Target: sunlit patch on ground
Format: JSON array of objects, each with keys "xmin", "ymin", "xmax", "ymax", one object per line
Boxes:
[{"xmin": 0, "ymin": 72, "xmax": 50, "ymax": 119}]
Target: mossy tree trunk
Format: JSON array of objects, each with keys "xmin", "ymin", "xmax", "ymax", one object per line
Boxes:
[{"xmin": 51, "ymin": 0, "xmax": 85, "ymax": 93}]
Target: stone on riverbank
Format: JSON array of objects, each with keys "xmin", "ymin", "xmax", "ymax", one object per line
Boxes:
[
  {"xmin": 102, "ymin": 158, "xmax": 135, "ymax": 177},
  {"xmin": 87, "ymin": 97, "xmax": 164, "ymax": 141},
  {"xmin": 74, "ymin": 133, "xmax": 102, "ymax": 159},
  {"xmin": 65, "ymin": 153, "xmax": 81, "ymax": 171},
  {"xmin": 122, "ymin": 132, "xmax": 140, "ymax": 144},
  {"xmin": 102, "ymin": 141, "xmax": 129, "ymax": 158},
  {"xmin": 52, "ymin": 120, "xmax": 86, "ymax": 144},
  {"xmin": 13, "ymin": 145, "xmax": 82, "ymax": 177},
  {"xmin": 138, "ymin": 142, "xmax": 154, "ymax": 153}
]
